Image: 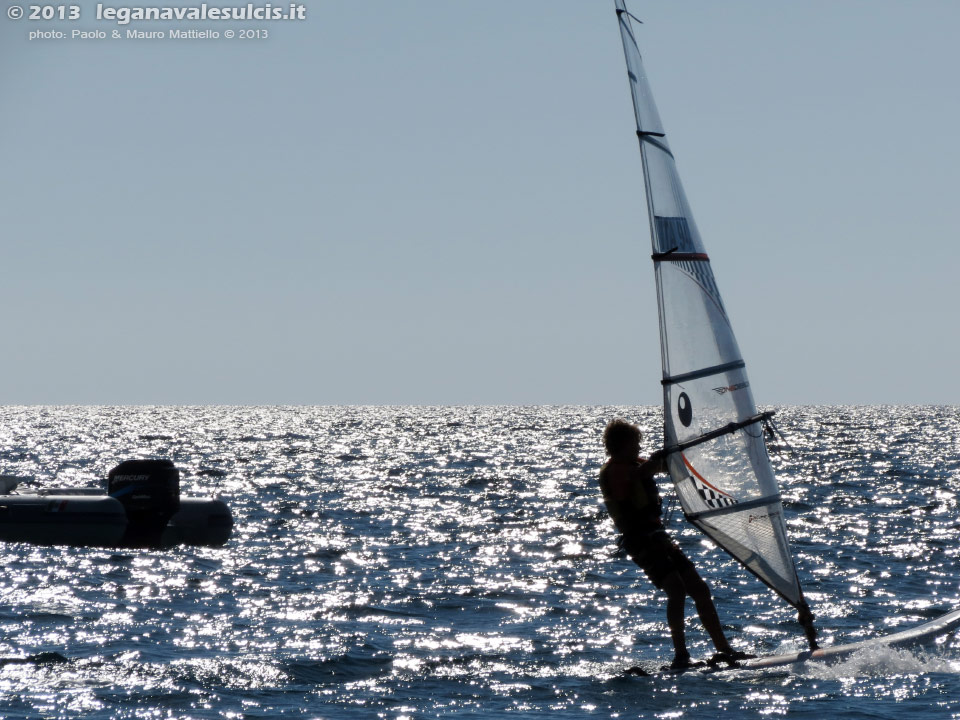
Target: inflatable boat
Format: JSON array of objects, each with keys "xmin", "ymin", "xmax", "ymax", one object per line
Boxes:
[{"xmin": 0, "ymin": 459, "xmax": 232, "ymax": 548}]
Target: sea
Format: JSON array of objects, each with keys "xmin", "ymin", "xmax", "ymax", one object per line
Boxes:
[{"xmin": 1, "ymin": 405, "xmax": 959, "ymax": 719}]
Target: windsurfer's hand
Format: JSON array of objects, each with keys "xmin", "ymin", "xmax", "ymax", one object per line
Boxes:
[{"xmin": 646, "ymin": 449, "xmax": 667, "ymax": 474}]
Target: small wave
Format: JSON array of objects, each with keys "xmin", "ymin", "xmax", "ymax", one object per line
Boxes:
[
  {"xmin": 0, "ymin": 651, "xmax": 68, "ymax": 667},
  {"xmin": 197, "ymin": 468, "xmax": 227, "ymax": 477},
  {"xmin": 139, "ymin": 657, "xmax": 292, "ymax": 691},
  {"xmin": 23, "ymin": 612, "xmax": 76, "ymax": 622},
  {"xmin": 284, "ymin": 646, "xmax": 392, "ymax": 684}
]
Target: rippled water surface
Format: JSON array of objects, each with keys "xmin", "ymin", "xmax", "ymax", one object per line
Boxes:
[{"xmin": 1, "ymin": 405, "xmax": 960, "ymax": 718}]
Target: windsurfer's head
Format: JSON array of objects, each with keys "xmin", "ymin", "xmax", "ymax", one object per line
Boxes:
[{"xmin": 603, "ymin": 418, "xmax": 641, "ymax": 458}]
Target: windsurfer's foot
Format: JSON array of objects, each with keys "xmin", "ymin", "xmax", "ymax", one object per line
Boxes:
[
  {"xmin": 665, "ymin": 653, "xmax": 703, "ymax": 671},
  {"xmin": 706, "ymin": 649, "xmax": 756, "ymax": 667}
]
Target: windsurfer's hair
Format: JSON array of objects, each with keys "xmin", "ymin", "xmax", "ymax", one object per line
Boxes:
[{"xmin": 603, "ymin": 418, "xmax": 641, "ymax": 455}]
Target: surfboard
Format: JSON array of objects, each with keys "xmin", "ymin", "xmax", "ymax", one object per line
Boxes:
[
  {"xmin": 625, "ymin": 607, "xmax": 960, "ymax": 676},
  {"xmin": 739, "ymin": 607, "xmax": 960, "ymax": 672}
]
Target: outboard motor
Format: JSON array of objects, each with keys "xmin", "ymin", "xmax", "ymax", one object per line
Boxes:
[{"xmin": 107, "ymin": 459, "xmax": 181, "ymax": 547}]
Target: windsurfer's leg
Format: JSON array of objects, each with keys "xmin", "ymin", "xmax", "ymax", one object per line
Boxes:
[
  {"xmin": 678, "ymin": 565, "xmax": 733, "ymax": 653},
  {"xmin": 659, "ymin": 571, "xmax": 689, "ymax": 660}
]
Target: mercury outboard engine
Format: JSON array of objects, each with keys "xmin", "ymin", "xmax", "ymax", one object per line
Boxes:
[{"xmin": 107, "ymin": 459, "xmax": 181, "ymax": 547}]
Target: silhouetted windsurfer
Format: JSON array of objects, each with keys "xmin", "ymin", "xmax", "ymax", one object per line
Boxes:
[{"xmin": 598, "ymin": 418, "xmax": 753, "ymax": 670}]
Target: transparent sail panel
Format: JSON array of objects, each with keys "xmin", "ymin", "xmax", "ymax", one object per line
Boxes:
[
  {"xmin": 664, "ymin": 370, "xmax": 757, "ymax": 448},
  {"xmin": 693, "ymin": 503, "xmax": 800, "ymax": 604},
  {"xmin": 656, "ymin": 262, "xmax": 739, "ymax": 379},
  {"xmin": 664, "ymin": 427, "xmax": 800, "ymax": 603},
  {"xmin": 643, "ymin": 144, "xmax": 703, "ymax": 252},
  {"xmin": 615, "ymin": 0, "xmax": 665, "ymax": 136}
]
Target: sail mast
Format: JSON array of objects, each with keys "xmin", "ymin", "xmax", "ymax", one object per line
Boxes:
[{"xmin": 613, "ymin": 0, "xmax": 818, "ymax": 649}]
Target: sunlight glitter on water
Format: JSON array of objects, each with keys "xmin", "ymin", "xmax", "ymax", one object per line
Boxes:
[{"xmin": 0, "ymin": 406, "xmax": 959, "ymax": 718}]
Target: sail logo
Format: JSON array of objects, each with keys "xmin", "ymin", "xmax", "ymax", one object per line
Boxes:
[
  {"xmin": 712, "ymin": 382, "xmax": 749, "ymax": 395},
  {"xmin": 677, "ymin": 392, "xmax": 693, "ymax": 427}
]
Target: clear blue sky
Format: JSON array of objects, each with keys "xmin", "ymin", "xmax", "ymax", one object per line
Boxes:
[{"xmin": 1, "ymin": 1, "xmax": 958, "ymax": 405}]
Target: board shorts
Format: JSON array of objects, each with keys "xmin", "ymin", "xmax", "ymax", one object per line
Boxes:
[{"xmin": 620, "ymin": 528, "xmax": 696, "ymax": 589}]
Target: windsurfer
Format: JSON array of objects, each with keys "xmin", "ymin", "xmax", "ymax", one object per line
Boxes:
[{"xmin": 598, "ymin": 418, "xmax": 753, "ymax": 670}]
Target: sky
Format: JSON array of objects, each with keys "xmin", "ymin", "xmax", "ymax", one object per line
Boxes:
[{"xmin": 1, "ymin": 1, "xmax": 958, "ymax": 406}]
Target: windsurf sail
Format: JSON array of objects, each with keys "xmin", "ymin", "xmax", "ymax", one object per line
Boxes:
[{"xmin": 614, "ymin": 0, "xmax": 817, "ymax": 648}]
